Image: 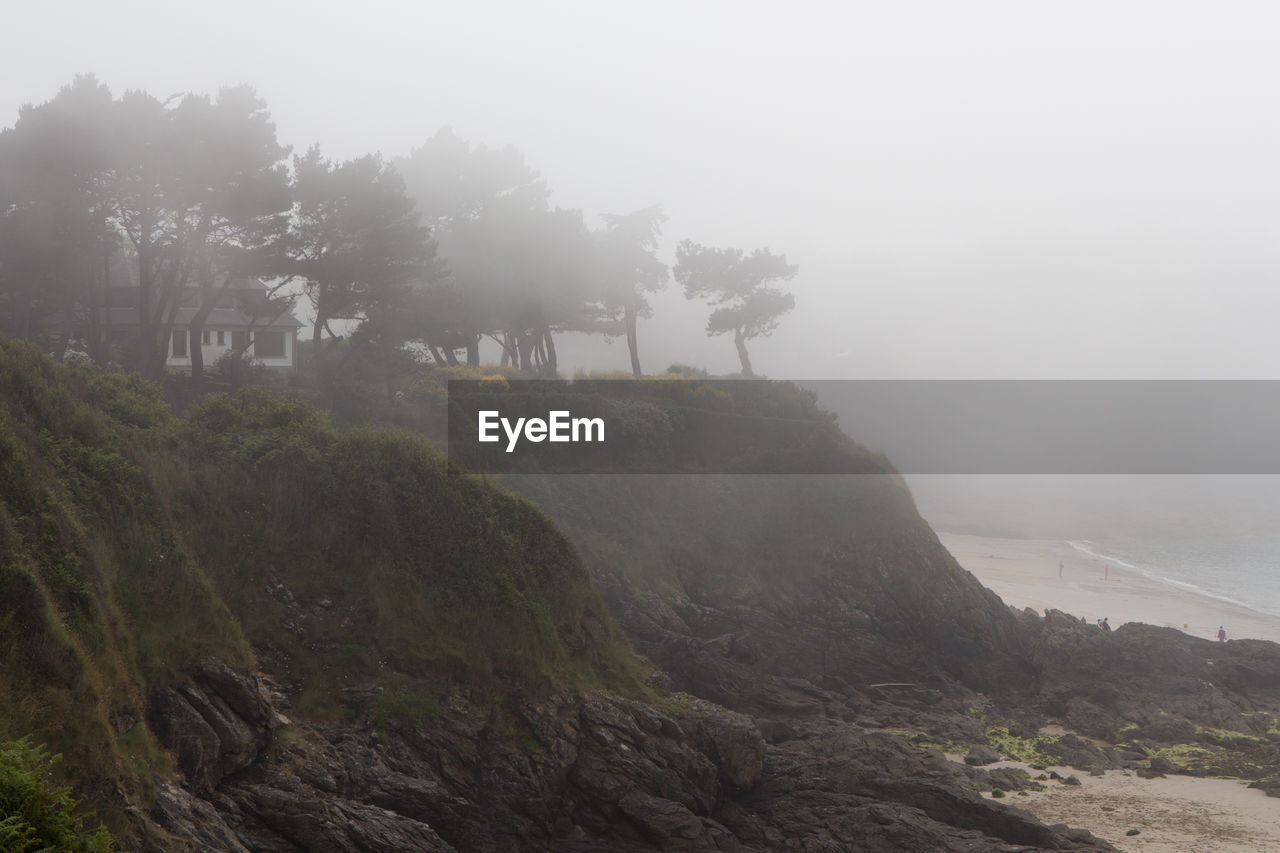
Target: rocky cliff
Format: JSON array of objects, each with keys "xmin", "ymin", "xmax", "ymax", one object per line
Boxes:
[
  {"xmin": 1, "ymin": 344, "xmax": 1256, "ymax": 851},
  {"xmin": 143, "ymin": 658, "xmax": 1114, "ymax": 852}
]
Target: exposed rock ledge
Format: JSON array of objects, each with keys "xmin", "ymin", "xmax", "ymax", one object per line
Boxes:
[{"xmin": 144, "ymin": 659, "xmax": 1112, "ymax": 852}]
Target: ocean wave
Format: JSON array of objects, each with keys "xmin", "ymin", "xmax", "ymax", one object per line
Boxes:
[
  {"xmin": 1067, "ymin": 540, "xmax": 1144, "ymax": 573},
  {"xmin": 1067, "ymin": 539, "xmax": 1280, "ymax": 619}
]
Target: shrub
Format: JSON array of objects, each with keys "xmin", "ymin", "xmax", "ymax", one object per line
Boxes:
[
  {"xmin": 0, "ymin": 737, "xmax": 116, "ymax": 852},
  {"xmin": 214, "ymin": 350, "xmax": 266, "ymax": 389}
]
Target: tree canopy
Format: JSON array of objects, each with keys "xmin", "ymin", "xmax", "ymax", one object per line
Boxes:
[
  {"xmin": 0, "ymin": 77, "xmax": 294, "ymax": 380},
  {"xmin": 597, "ymin": 205, "xmax": 669, "ymax": 376},
  {"xmin": 0, "ymin": 78, "xmax": 804, "ymax": 390},
  {"xmin": 397, "ymin": 129, "xmax": 604, "ymax": 372},
  {"xmin": 0, "ymin": 75, "xmax": 116, "ymax": 357},
  {"xmin": 673, "ymin": 241, "xmax": 798, "ymax": 377}
]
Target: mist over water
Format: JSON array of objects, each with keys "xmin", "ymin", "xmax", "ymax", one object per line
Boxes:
[
  {"xmin": 911, "ymin": 473, "xmax": 1280, "ymax": 619},
  {"xmin": 1070, "ymin": 534, "xmax": 1280, "ymax": 620}
]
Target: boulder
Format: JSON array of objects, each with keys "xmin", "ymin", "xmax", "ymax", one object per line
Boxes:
[{"xmin": 964, "ymin": 744, "xmax": 1001, "ymax": 766}]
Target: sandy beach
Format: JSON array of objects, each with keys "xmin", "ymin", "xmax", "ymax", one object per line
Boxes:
[
  {"xmin": 970, "ymin": 760, "xmax": 1280, "ymax": 852},
  {"xmin": 939, "ymin": 533, "xmax": 1280, "ymax": 849},
  {"xmin": 939, "ymin": 532, "xmax": 1280, "ymax": 644}
]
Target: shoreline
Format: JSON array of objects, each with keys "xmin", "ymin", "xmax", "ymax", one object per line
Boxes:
[
  {"xmin": 939, "ymin": 532, "xmax": 1280, "ymax": 644},
  {"xmin": 940, "ymin": 533, "xmax": 1280, "ymax": 850},
  {"xmin": 965, "ymin": 759, "xmax": 1280, "ymax": 852}
]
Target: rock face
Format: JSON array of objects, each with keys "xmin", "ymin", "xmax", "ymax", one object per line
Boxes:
[
  {"xmin": 965, "ymin": 745, "xmax": 1002, "ymax": 766},
  {"xmin": 1021, "ymin": 610, "xmax": 1280, "ymax": 783},
  {"xmin": 557, "ymin": 476, "xmax": 1280, "ymax": 795},
  {"xmin": 11, "ymin": 340, "xmax": 1280, "ymax": 849},
  {"xmin": 144, "ymin": 664, "xmax": 1114, "ymax": 852},
  {"xmin": 515, "ymin": 475, "xmax": 1042, "ymax": 749},
  {"xmin": 1031, "ymin": 610, "xmax": 1280, "ymax": 739},
  {"xmin": 599, "ymin": 513, "xmax": 1035, "ymax": 765},
  {"xmin": 146, "ymin": 660, "xmax": 276, "ymax": 794},
  {"xmin": 133, "ymin": 478, "xmax": 1280, "ymax": 850},
  {"xmin": 128, "ymin": 468, "xmax": 1126, "ymax": 851}
]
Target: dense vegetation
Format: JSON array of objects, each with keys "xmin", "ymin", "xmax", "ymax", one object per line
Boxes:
[
  {"xmin": 0, "ymin": 738, "xmax": 116, "ymax": 852},
  {"xmin": 0, "ymin": 337, "xmax": 648, "ymax": 839},
  {"xmin": 0, "ymin": 77, "xmax": 798, "ymax": 386}
]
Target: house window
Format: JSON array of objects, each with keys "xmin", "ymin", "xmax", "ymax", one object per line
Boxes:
[
  {"xmin": 216, "ymin": 330, "xmax": 225, "ymax": 345},
  {"xmin": 254, "ymin": 331, "xmax": 285, "ymax": 358},
  {"xmin": 202, "ymin": 330, "xmax": 211, "ymax": 345},
  {"xmin": 231, "ymin": 331, "xmax": 246, "ymax": 351},
  {"xmin": 172, "ymin": 330, "xmax": 187, "ymax": 358},
  {"xmin": 109, "ymin": 288, "xmax": 136, "ymax": 308}
]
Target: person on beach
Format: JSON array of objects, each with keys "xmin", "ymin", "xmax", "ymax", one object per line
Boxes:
[
  {"xmin": 1217, "ymin": 626, "xmax": 1227, "ymax": 642},
  {"xmin": 1102, "ymin": 617, "xmax": 1111, "ymax": 632}
]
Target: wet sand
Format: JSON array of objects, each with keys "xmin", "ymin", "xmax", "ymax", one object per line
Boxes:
[
  {"xmin": 939, "ymin": 532, "xmax": 1280, "ymax": 644},
  {"xmin": 973, "ymin": 760, "xmax": 1280, "ymax": 853},
  {"xmin": 939, "ymin": 533, "xmax": 1280, "ymax": 849}
]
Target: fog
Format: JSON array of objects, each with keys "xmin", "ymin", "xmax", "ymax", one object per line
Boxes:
[
  {"xmin": 8, "ymin": 1, "xmax": 1279, "ymax": 378},
  {"xmin": 6, "ymin": 1, "xmax": 1280, "ymax": 530}
]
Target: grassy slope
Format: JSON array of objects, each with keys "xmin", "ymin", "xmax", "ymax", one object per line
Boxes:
[
  {"xmin": 0, "ymin": 340, "xmax": 248, "ymax": 837},
  {"xmin": 461, "ymin": 378, "xmax": 926, "ymax": 596},
  {"xmin": 0, "ymin": 339, "xmax": 648, "ymax": 838},
  {"xmin": 468, "ymin": 378, "xmax": 1029, "ymax": 694},
  {"xmin": 177, "ymin": 389, "xmax": 648, "ymax": 713}
]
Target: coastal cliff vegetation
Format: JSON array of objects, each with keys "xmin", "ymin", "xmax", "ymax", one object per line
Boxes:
[
  {"xmin": 0, "ymin": 337, "xmax": 647, "ymax": 846},
  {"xmin": 5, "ymin": 339, "xmax": 1280, "ymax": 850}
]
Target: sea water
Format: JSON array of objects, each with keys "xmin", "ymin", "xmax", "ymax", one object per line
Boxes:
[{"xmin": 1070, "ymin": 535, "xmax": 1280, "ymax": 619}]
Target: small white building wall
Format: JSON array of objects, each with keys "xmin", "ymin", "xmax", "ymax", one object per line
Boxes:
[
  {"xmin": 165, "ymin": 327, "xmax": 296, "ymax": 370},
  {"xmin": 249, "ymin": 329, "xmax": 295, "ymax": 369},
  {"xmin": 196, "ymin": 329, "xmax": 232, "ymax": 368}
]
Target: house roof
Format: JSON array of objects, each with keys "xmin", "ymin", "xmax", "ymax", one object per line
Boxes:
[
  {"xmin": 104, "ymin": 305, "xmax": 304, "ymax": 329},
  {"xmin": 102, "ymin": 256, "xmax": 304, "ymax": 329}
]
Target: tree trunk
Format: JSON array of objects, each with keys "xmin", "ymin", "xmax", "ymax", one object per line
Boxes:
[
  {"xmin": 189, "ymin": 294, "xmax": 214, "ymax": 395},
  {"xmin": 188, "ymin": 272, "xmax": 236, "ymax": 397},
  {"xmin": 139, "ymin": 229, "xmax": 184, "ymax": 381},
  {"xmin": 88, "ymin": 249, "xmax": 107, "ymax": 366},
  {"xmin": 312, "ymin": 312, "xmax": 327, "ymax": 389},
  {"xmin": 624, "ymin": 304, "xmax": 641, "ymax": 377},
  {"xmin": 500, "ymin": 330, "xmax": 517, "ymax": 367},
  {"xmin": 136, "ymin": 234, "xmax": 155, "ymax": 378},
  {"xmin": 734, "ymin": 328, "xmax": 754, "ymax": 377},
  {"xmin": 427, "ymin": 342, "xmax": 446, "ymax": 365},
  {"xmin": 542, "ymin": 326, "xmax": 557, "ymax": 373},
  {"xmin": 189, "ymin": 327, "xmax": 205, "ymax": 394},
  {"xmin": 466, "ymin": 336, "xmax": 480, "ymax": 367},
  {"xmin": 517, "ymin": 332, "xmax": 535, "ymax": 372},
  {"xmin": 189, "ymin": 291, "xmax": 214, "ymax": 395}
]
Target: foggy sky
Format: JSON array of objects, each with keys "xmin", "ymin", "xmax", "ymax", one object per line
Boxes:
[{"xmin": 6, "ymin": 1, "xmax": 1280, "ymax": 379}]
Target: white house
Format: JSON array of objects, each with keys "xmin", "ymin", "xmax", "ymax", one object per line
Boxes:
[
  {"xmin": 101, "ymin": 261, "xmax": 303, "ymax": 371},
  {"xmin": 159, "ymin": 280, "xmax": 302, "ymax": 372}
]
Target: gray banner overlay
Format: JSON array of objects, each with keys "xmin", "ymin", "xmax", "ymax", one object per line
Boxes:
[
  {"xmin": 447, "ymin": 380, "xmax": 1280, "ymax": 475},
  {"xmin": 804, "ymin": 380, "xmax": 1280, "ymax": 474}
]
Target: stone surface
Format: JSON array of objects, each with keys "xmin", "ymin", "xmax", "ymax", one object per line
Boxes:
[
  {"xmin": 965, "ymin": 745, "xmax": 1001, "ymax": 766},
  {"xmin": 140, "ymin": 660, "xmax": 1116, "ymax": 852}
]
